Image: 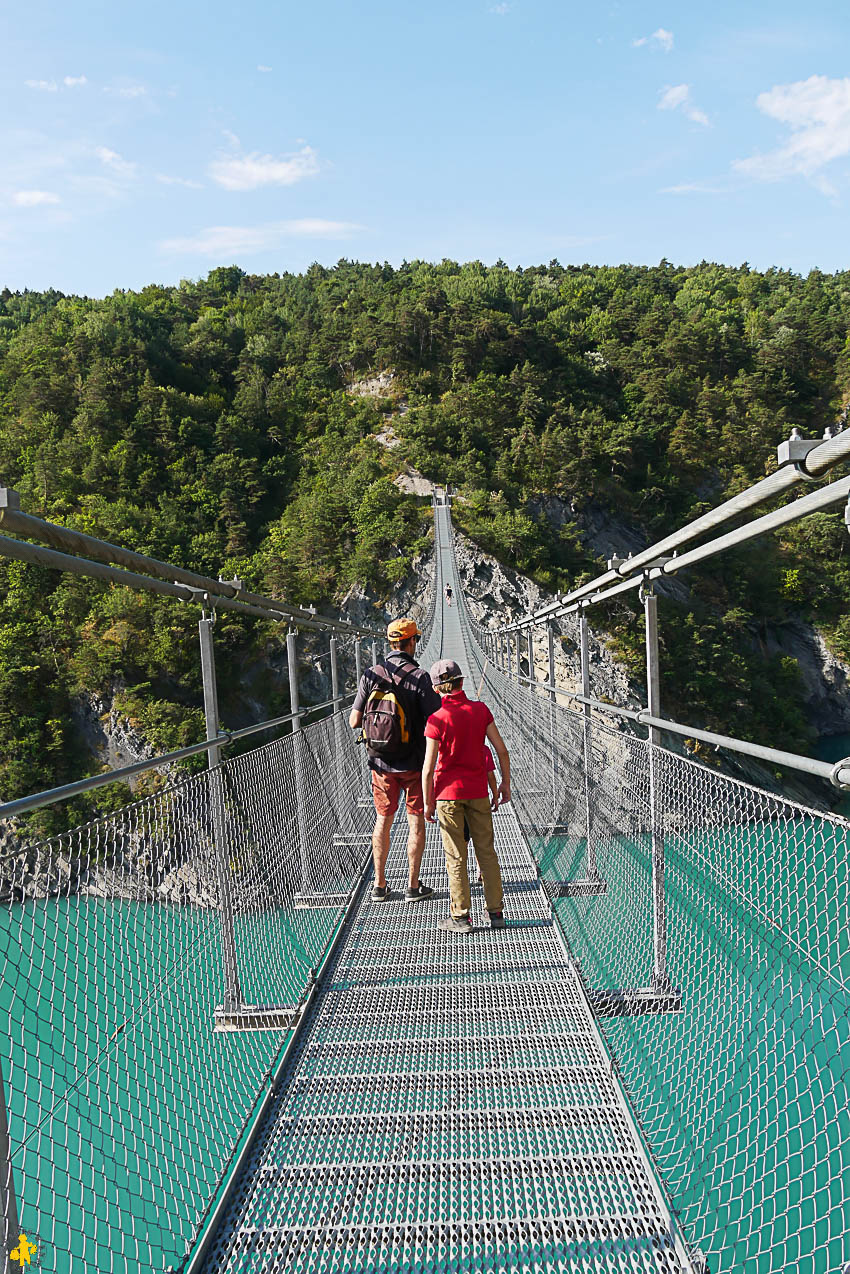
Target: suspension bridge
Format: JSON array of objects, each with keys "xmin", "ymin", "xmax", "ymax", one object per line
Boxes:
[{"xmin": 0, "ymin": 439, "xmax": 848, "ymax": 1273}]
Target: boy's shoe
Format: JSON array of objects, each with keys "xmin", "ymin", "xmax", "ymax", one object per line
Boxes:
[
  {"xmin": 405, "ymin": 882, "xmax": 434, "ymax": 903},
  {"xmin": 438, "ymin": 915, "xmax": 473, "ymax": 933},
  {"xmin": 488, "ymin": 911, "xmax": 506, "ymax": 929},
  {"xmin": 371, "ymin": 885, "xmax": 389, "ymax": 902}
]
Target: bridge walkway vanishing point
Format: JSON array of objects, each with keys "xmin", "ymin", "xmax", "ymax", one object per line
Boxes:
[{"xmin": 198, "ymin": 504, "xmax": 700, "ymax": 1273}]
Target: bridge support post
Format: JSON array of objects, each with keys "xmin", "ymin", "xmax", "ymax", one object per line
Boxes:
[
  {"xmin": 547, "ymin": 621, "xmax": 560, "ymax": 826},
  {"xmin": 514, "ymin": 633, "xmax": 521, "ymax": 681},
  {"xmin": 579, "ymin": 611, "xmax": 600, "ymax": 883},
  {"xmin": 199, "ymin": 613, "xmax": 242, "ymax": 1014},
  {"xmin": 288, "ymin": 629, "xmax": 311, "ymax": 894},
  {"xmin": 644, "ymin": 584, "xmax": 674, "ymax": 995},
  {"xmin": 555, "ymin": 611, "xmax": 606, "ymax": 889},
  {"xmin": 371, "ymin": 640, "xmax": 378, "ymax": 668},
  {"xmin": 330, "ymin": 635, "xmax": 344, "ymax": 827},
  {"xmin": 526, "ymin": 627, "xmax": 539, "ymax": 788},
  {"xmin": 547, "ymin": 623, "xmax": 556, "ymax": 702},
  {"xmin": 0, "ymin": 1061, "xmax": 19, "ymax": 1274},
  {"xmin": 353, "ymin": 637, "xmax": 369, "ymax": 792}
]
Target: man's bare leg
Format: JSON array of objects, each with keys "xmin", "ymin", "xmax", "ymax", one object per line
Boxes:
[
  {"xmin": 405, "ymin": 812, "xmax": 426, "ymax": 889},
  {"xmin": 372, "ymin": 813, "xmax": 393, "ymax": 889}
]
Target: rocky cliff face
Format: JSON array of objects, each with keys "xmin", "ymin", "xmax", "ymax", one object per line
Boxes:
[
  {"xmin": 72, "ymin": 689, "xmax": 171, "ymax": 779},
  {"xmin": 454, "ymin": 531, "xmax": 639, "ymax": 709},
  {"xmin": 452, "ymin": 528, "xmax": 849, "ymax": 814},
  {"xmin": 763, "ymin": 620, "xmax": 850, "ymax": 736}
]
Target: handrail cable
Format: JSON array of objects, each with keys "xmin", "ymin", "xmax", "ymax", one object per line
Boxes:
[
  {"xmin": 503, "ymin": 426, "xmax": 850, "ymax": 631},
  {"xmin": 0, "ymin": 692, "xmax": 357, "ymax": 822},
  {"xmin": 0, "ymin": 487, "xmax": 382, "ymax": 638}
]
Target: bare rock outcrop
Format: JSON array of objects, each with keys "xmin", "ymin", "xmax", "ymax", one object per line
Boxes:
[{"xmin": 453, "ymin": 532, "xmax": 639, "ymax": 711}]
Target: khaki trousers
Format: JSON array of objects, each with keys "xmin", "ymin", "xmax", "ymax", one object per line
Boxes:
[{"xmin": 436, "ymin": 798, "xmax": 503, "ymax": 917}]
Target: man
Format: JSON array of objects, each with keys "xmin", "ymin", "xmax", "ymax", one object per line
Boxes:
[
  {"xmin": 422, "ymin": 659, "xmax": 511, "ymax": 932},
  {"xmin": 350, "ymin": 617, "xmax": 441, "ymax": 902}
]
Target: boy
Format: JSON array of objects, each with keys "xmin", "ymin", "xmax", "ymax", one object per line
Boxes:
[{"xmin": 422, "ymin": 660, "xmax": 512, "ymax": 932}]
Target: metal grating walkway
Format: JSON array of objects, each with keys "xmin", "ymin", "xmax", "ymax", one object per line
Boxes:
[{"xmin": 198, "ymin": 502, "xmax": 697, "ymax": 1274}]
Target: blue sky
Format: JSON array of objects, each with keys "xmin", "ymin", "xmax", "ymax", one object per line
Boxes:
[{"xmin": 2, "ymin": 0, "xmax": 850, "ymax": 295}]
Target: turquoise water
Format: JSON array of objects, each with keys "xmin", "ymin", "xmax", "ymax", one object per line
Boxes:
[
  {"xmin": 0, "ymin": 895, "xmax": 337, "ymax": 1273},
  {"xmin": 540, "ymin": 813, "xmax": 850, "ymax": 1274},
  {"xmin": 3, "ymin": 806, "xmax": 849, "ymax": 1274},
  {"xmin": 814, "ymin": 733, "xmax": 850, "ymax": 764}
]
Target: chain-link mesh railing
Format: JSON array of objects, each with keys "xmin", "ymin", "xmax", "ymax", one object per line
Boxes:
[
  {"xmin": 0, "ymin": 709, "xmax": 371, "ymax": 1273},
  {"xmin": 450, "ymin": 518, "xmax": 850, "ymax": 1274},
  {"xmin": 4, "ymin": 492, "xmax": 849, "ymax": 1274}
]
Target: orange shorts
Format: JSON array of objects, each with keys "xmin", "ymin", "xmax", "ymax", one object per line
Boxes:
[{"xmin": 371, "ymin": 769, "xmax": 425, "ymax": 818}]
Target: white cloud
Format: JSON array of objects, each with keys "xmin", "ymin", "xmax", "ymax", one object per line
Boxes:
[
  {"xmin": 95, "ymin": 146, "xmax": 137, "ymax": 178},
  {"xmin": 25, "ymin": 76, "xmax": 87, "ymax": 91},
  {"xmin": 661, "ymin": 182, "xmax": 726, "ymax": 195},
  {"xmin": 156, "ymin": 173, "xmax": 203, "ymax": 188},
  {"xmin": 659, "ymin": 84, "xmax": 688, "ymax": 109},
  {"xmin": 634, "ymin": 27, "xmax": 674, "ymax": 52},
  {"xmin": 12, "ymin": 189, "xmax": 61, "ymax": 206},
  {"xmin": 159, "ymin": 218, "xmax": 363, "ymax": 257},
  {"xmin": 257, "ymin": 64, "xmax": 272, "ymax": 72},
  {"xmin": 209, "ymin": 143, "xmax": 320, "ymax": 190},
  {"xmin": 658, "ymin": 83, "xmax": 709, "ymax": 126},
  {"xmin": 733, "ymin": 75, "xmax": 850, "ymax": 192},
  {"xmin": 490, "ymin": 3, "xmax": 510, "ymax": 13},
  {"xmin": 102, "ymin": 79, "xmax": 148, "ymax": 98}
]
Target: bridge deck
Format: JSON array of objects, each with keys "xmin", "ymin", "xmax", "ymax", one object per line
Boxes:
[{"xmin": 199, "ymin": 505, "xmax": 693, "ymax": 1273}]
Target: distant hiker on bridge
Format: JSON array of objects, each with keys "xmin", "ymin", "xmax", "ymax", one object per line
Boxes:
[
  {"xmin": 422, "ymin": 659, "xmax": 511, "ymax": 932},
  {"xmin": 444, "ymin": 583, "xmax": 453, "ymax": 607},
  {"xmin": 350, "ymin": 617, "xmax": 441, "ymax": 903}
]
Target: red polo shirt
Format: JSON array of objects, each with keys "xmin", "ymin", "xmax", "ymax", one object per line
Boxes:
[{"xmin": 424, "ymin": 691, "xmax": 494, "ymax": 799}]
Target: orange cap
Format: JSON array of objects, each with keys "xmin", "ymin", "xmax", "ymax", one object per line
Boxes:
[{"xmin": 387, "ymin": 616, "xmax": 421, "ymax": 641}]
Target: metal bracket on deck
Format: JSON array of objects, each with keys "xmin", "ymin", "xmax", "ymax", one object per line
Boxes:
[
  {"xmin": 552, "ymin": 877, "xmax": 608, "ymax": 897},
  {"xmin": 589, "ymin": 985, "xmax": 683, "ymax": 1015},
  {"xmin": 213, "ymin": 1004, "xmax": 300, "ymax": 1032},
  {"xmin": 293, "ymin": 892, "xmax": 351, "ymax": 910}
]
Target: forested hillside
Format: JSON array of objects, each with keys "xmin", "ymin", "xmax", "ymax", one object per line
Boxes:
[{"xmin": 2, "ymin": 258, "xmax": 849, "ymax": 828}]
